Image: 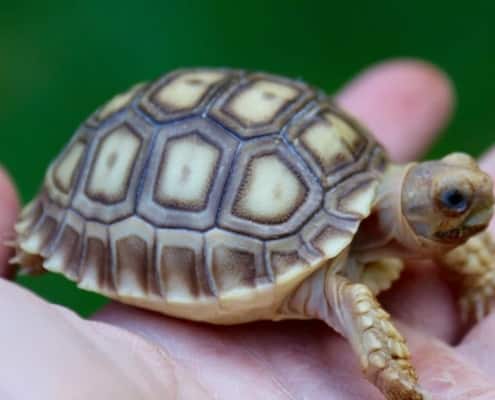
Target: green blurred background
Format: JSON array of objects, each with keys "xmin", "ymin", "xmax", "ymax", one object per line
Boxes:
[{"xmin": 1, "ymin": 1, "xmax": 494, "ymax": 316}]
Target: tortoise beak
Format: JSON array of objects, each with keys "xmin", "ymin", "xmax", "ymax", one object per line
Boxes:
[
  {"xmin": 433, "ymin": 206, "xmax": 493, "ymax": 244},
  {"xmin": 464, "ymin": 207, "xmax": 493, "ymax": 228}
]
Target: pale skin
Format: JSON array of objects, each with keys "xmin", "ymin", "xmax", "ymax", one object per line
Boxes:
[{"xmin": 2, "ymin": 60, "xmax": 495, "ymax": 400}]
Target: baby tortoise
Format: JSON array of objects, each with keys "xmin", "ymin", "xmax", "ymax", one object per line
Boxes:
[{"xmin": 12, "ymin": 68, "xmax": 495, "ymax": 399}]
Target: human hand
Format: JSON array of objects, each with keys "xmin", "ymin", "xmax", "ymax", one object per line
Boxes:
[{"xmin": 2, "ymin": 60, "xmax": 495, "ymax": 400}]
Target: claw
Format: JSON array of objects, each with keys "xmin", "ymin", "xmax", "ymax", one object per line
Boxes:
[{"xmin": 459, "ymin": 290, "xmax": 495, "ymax": 325}]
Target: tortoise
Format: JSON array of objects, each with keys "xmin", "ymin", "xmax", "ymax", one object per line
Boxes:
[{"xmin": 11, "ymin": 68, "xmax": 495, "ymax": 400}]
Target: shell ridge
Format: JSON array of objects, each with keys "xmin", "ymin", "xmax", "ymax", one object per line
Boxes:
[
  {"xmin": 19, "ymin": 195, "xmax": 51, "ymax": 253},
  {"xmin": 41, "ymin": 206, "xmax": 69, "ymax": 260},
  {"xmin": 207, "ymin": 114, "xmax": 300, "ymax": 145},
  {"xmin": 213, "ymin": 139, "xmax": 243, "ymax": 226},
  {"xmin": 105, "ymin": 224, "xmax": 115, "ymax": 292},
  {"xmin": 262, "ymin": 241, "xmax": 275, "ymax": 283},
  {"xmin": 134, "ymin": 124, "xmax": 161, "ymax": 211},
  {"xmin": 70, "ymin": 219, "xmax": 87, "ymax": 281},
  {"xmin": 200, "ymin": 69, "xmax": 246, "ymax": 118},
  {"xmin": 148, "ymin": 229, "xmax": 163, "ymax": 297},
  {"xmin": 16, "ymin": 196, "xmax": 45, "ymax": 241},
  {"xmin": 46, "ymin": 128, "xmax": 92, "ymax": 209},
  {"xmin": 202, "ymin": 236, "xmax": 218, "ymax": 297},
  {"xmin": 279, "ymin": 99, "xmax": 322, "ymax": 163}
]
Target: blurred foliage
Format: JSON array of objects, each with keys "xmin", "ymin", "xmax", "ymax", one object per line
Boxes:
[{"xmin": 1, "ymin": 0, "xmax": 494, "ymax": 316}]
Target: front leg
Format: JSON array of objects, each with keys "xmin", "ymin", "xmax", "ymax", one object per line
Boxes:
[
  {"xmin": 441, "ymin": 230, "xmax": 495, "ymax": 323},
  {"xmin": 281, "ymin": 266, "xmax": 429, "ymax": 400},
  {"xmin": 343, "ymin": 257, "xmax": 404, "ymax": 295}
]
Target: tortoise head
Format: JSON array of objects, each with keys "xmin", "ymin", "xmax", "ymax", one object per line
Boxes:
[{"xmin": 402, "ymin": 153, "xmax": 493, "ymax": 250}]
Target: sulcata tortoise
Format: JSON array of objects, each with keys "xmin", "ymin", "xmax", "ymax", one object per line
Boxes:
[{"xmin": 11, "ymin": 68, "xmax": 495, "ymax": 400}]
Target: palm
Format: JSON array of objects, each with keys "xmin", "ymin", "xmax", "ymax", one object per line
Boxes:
[{"xmin": 2, "ymin": 60, "xmax": 495, "ymax": 400}]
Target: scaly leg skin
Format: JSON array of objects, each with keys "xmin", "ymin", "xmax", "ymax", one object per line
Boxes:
[
  {"xmin": 281, "ymin": 267, "xmax": 429, "ymax": 400},
  {"xmin": 441, "ymin": 230, "xmax": 495, "ymax": 323},
  {"xmin": 357, "ymin": 258, "xmax": 404, "ymax": 296}
]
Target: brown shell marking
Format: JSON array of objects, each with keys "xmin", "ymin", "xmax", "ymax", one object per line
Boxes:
[
  {"xmin": 140, "ymin": 69, "xmax": 239, "ymax": 122},
  {"xmin": 79, "ymin": 221, "xmax": 114, "ymax": 292},
  {"xmin": 325, "ymin": 173, "xmax": 380, "ymax": 220},
  {"xmin": 44, "ymin": 130, "xmax": 90, "ymax": 207},
  {"xmin": 85, "ymin": 124, "xmax": 142, "ymax": 204},
  {"xmin": 136, "ymin": 118, "xmax": 238, "ymax": 231},
  {"xmin": 210, "ymin": 73, "xmax": 315, "ymax": 138},
  {"xmin": 205, "ymin": 229, "xmax": 270, "ymax": 296},
  {"xmin": 13, "ymin": 195, "xmax": 61, "ymax": 272},
  {"xmin": 83, "ymin": 82, "xmax": 150, "ymax": 129},
  {"xmin": 72, "ymin": 112, "xmax": 154, "ymax": 224},
  {"xmin": 43, "ymin": 211, "xmax": 85, "ymax": 281},
  {"xmin": 232, "ymin": 152, "xmax": 308, "ymax": 225},
  {"xmin": 160, "ymin": 246, "xmax": 199, "ymax": 298},
  {"xmin": 287, "ymin": 102, "xmax": 371, "ymax": 190},
  {"xmin": 116, "ymin": 235, "xmax": 148, "ymax": 293},
  {"xmin": 218, "ymin": 137, "xmax": 323, "ymax": 240},
  {"xmin": 53, "ymin": 140, "xmax": 86, "ymax": 194},
  {"xmin": 13, "ymin": 195, "xmax": 361, "ymax": 307},
  {"xmin": 155, "ymin": 229, "xmax": 210, "ymax": 300},
  {"xmin": 109, "ymin": 217, "xmax": 155, "ymax": 297},
  {"xmin": 153, "ymin": 132, "xmax": 221, "ymax": 211}
]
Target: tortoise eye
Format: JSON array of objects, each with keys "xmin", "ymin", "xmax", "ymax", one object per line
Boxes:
[{"xmin": 439, "ymin": 188, "xmax": 470, "ymax": 214}]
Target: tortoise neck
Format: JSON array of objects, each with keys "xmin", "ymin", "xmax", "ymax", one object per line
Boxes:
[{"xmin": 351, "ymin": 163, "xmax": 431, "ymax": 262}]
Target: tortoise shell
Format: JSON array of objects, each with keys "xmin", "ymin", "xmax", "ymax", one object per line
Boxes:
[{"xmin": 15, "ymin": 68, "xmax": 386, "ymax": 323}]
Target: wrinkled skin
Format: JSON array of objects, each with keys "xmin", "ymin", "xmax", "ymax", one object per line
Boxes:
[{"xmin": 2, "ymin": 59, "xmax": 495, "ymax": 400}]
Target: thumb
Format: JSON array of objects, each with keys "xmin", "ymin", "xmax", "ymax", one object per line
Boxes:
[
  {"xmin": 0, "ymin": 279, "xmax": 206, "ymax": 399},
  {"xmin": 0, "ymin": 166, "xmax": 19, "ymax": 277}
]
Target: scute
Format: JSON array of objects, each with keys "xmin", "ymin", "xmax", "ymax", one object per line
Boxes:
[
  {"xmin": 136, "ymin": 117, "xmax": 238, "ymax": 230},
  {"xmin": 140, "ymin": 69, "xmax": 239, "ymax": 122},
  {"xmin": 218, "ymin": 136, "xmax": 323, "ymax": 239},
  {"xmin": 73, "ymin": 111, "xmax": 154, "ymax": 223},
  {"xmin": 210, "ymin": 73, "xmax": 314, "ymax": 138},
  {"xmin": 14, "ymin": 67, "xmax": 387, "ymax": 324},
  {"xmin": 287, "ymin": 102, "xmax": 371, "ymax": 189},
  {"xmin": 44, "ymin": 128, "xmax": 90, "ymax": 207},
  {"xmin": 85, "ymin": 124, "xmax": 142, "ymax": 204},
  {"xmin": 234, "ymin": 153, "xmax": 307, "ymax": 224}
]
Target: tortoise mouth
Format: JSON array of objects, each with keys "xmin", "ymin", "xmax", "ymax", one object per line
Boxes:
[
  {"xmin": 434, "ymin": 207, "xmax": 493, "ymax": 243},
  {"xmin": 434, "ymin": 225, "xmax": 484, "ymax": 243}
]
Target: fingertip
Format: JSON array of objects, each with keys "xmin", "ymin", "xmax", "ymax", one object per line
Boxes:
[
  {"xmin": 0, "ymin": 166, "xmax": 20, "ymax": 276},
  {"xmin": 381, "ymin": 261, "xmax": 460, "ymax": 344},
  {"xmin": 479, "ymin": 146, "xmax": 495, "ymax": 177},
  {"xmin": 0, "ymin": 166, "xmax": 19, "ymax": 212},
  {"xmin": 479, "ymin": 147, "xmax": 495, "ymax": 233},
  {"xmin": 337, "ymin": 58, "xmax": 455, "ymax": 162}
]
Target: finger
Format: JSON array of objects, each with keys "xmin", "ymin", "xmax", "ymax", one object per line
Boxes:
[
  {"xmin": 96, "ymin": 303, "xmax": 393, "ymax": 399},
  {"xmin": 479, "ymin": 146, "xmax": 495, "ymax": 176},
  {"xmin": 96, "ymin": 305, "xmax": 340, "ymax": 400},
  {"xmin": 96, "ymin": 304, "xmax": 495, "ymax": 400},
  {"xmin": 336, "ymin": 59, "xmax": 454, "ymax": 162},
  {"xmin": 455, "ymin": 149, "xmax": 495, "ymax": 376},
  {"xmin": 402, "ymin": 324, "xmax": 495, "ymax": 400},
  {"xmin": 0, "ymin": 167, "xmax": 19, "ymax": 278},
  {"xmin": 380, "ymin": 261, "xmax": 460, "ymax": 344},
  {"xmin": 457, "ymin": 313, "xmax": 495, "ymax": 379},
  {"xmin": 0, "ymin": 278, "xmax": 209, "ymax": 400},
  {"xmin": 479, "ymin": 146, "xmax": 495, "ymax": 232}
]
